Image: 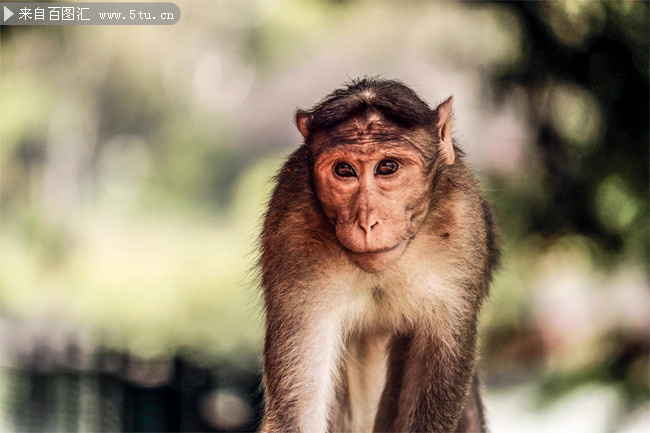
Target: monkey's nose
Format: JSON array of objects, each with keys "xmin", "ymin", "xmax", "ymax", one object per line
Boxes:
[{"xmin": 359, "ymin": 219, "xmax": 379, "ymax": 235}]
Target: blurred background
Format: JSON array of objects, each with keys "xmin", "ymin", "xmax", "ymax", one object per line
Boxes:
[{"xmin": 1, "ymin": 1, "xmax": 648, "ymax": 432}]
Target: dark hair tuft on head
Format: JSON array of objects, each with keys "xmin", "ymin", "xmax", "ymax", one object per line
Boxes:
[{"xmin": 304, "ymin": 77, "xmax": 435, "ymax": 135}]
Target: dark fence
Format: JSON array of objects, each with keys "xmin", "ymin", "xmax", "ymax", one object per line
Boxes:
[{"xmin": 0, "ymin": 318, "xmax": 263, "ymax": 432}]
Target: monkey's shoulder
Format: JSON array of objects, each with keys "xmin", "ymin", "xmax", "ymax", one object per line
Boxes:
[
  {"xmin": 260, "ymin": 147, "xmax": 336, "ymax": 273},
  {"xmin": 263, "ymin": 146, "xmax": 313, "ymax": 225}
]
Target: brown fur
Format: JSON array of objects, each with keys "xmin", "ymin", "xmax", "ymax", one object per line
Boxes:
[{"xmin": 259, "ymin": 78, "xmax": 498, "ymax": 433}]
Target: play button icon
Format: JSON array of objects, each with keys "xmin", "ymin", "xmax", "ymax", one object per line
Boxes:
[{"xmin": 4, "ymin": 6, "xmax": 14, "ymax": 22}]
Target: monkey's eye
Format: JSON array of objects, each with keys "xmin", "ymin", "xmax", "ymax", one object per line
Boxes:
[
  {"xmin": 376, "ymin": 160, "xmax": 399, "ymax": 175},
  {"xmin": 334, "ymin": 162, "xmax": 357, "ymax": 177}
]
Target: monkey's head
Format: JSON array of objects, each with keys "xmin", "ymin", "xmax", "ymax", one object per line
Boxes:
[{"xmin": 296, "ymin": 78, "xmax": 455, "ymax": 273}]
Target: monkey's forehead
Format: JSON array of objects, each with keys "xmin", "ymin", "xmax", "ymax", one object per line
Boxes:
[
  {"xmin": 310, "ymin": 123, "xmax": 434, "ymax": 159},
  {"xmin": 316, "ymin": 138, "xmax": 420, "ymax": 154}
]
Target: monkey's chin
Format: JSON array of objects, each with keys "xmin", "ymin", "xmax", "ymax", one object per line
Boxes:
[{"xmin": 344, "ymin": 243, "xmax": 407, "ymax": 273}]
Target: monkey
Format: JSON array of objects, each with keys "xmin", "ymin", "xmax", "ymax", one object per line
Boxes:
[{"xmin": 259, "ymin": 77, "xmax": 499, "ymax": 433}]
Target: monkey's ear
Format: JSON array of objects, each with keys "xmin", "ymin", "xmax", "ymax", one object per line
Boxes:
[
  {"xmin": 295, "ymin": 109, "xmax": 312, "ymax": 140},
  {"xmin": 433, "ymin": 96, "xmax": 455, "ymax": 165}
]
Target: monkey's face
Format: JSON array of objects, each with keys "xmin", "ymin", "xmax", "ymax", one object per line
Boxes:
[{"xmin": 312, "ymin": 132, "xmax": 431, "ymax": 273}]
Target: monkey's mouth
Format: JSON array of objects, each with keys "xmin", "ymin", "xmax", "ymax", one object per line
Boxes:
[
  {"xmin": 340, "ymin": 241, "xmax": 402, "ymax": 256},
  {"xmin": 342, "ymin": 242, "xmax": 407, "ymax": 273},
  {"xmin": 360, "ymin": 244, "xmax": 400, "ymax": 254}
]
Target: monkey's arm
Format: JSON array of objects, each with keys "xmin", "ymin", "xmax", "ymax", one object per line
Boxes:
[
  {"xmin": 376, "ymin": 321, "xmax": 479, "ymax": 433},
  {"xmin": 260, "ymin": 301, "xmax": 345, "ymax": 433},
  {"xmin": 456, "ymin": 373, "xmax": 487, "ymax": 433}
]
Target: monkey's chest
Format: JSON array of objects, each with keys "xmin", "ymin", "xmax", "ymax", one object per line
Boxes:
[
  {"xmin": 335, "ymin": 261, "xmax": 461, "ymax": 332},
  {"xmin": 334, "ymin": 332, "xmax": 390, "ymax": 432}
]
